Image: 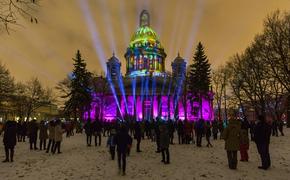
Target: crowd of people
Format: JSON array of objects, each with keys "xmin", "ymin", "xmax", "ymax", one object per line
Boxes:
[{"xmin": 0, "ymin": 113, "xmax": 286, "ymax": 176}]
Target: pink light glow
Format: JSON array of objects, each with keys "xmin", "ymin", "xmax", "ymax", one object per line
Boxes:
[{"xmin": 85, "ymin": 94, "xmax": 213, "ymax": 122}]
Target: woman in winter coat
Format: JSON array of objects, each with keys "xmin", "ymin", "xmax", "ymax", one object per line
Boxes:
[
  {"xmin": 160, "ymin": 122, "xmax": 170, "ymax": 164},
  {"xmin": 222, "ymin": 117, "xmax": 241, "ymax": 169},
  {"xmin": 3, "ymin": 120, "xmax": 17, "ymax": 162},
  {"xmin": 53, "ymin": 120, "xmax": 64, "ymax": 154},
  {"xmin": 39, "ymin": 120, "xmax": 48, "ymax": 151}
]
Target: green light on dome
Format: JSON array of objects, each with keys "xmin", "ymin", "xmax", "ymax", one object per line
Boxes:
[{"xmin": 129, "ymin": 26, "xmax": 162, "ymax": 48}]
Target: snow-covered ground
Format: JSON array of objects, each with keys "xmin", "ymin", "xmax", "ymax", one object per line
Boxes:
[{"xmin": 0, "ymin": 129, "xmax": 289, "ymax": 180}]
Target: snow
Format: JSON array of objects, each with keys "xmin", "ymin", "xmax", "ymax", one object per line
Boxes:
[{"xmin": 0, "ymin": 129, "xmax": 290, "ymax": 180}]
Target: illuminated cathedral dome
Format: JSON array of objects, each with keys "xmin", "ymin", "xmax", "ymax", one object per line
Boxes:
[
  {"xmin": 125, "ymin": 10, "xmax": 166, "ymax": 77},
  {"xmin": 129, "ymin": 26, "xmax": 163, "ymax": 49}
]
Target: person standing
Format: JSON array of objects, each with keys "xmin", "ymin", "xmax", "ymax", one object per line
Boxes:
[
  {"xmin": 212, "ymin": 119, "xmax": 219, "ymax": 140},
  {"xmin": 160, "ymin": 122, "xmax": 170, "ymax": 164},
  {"xmin": 184, "ymin": 119, "xmax": 192, "ymax": 144},
  {"xmin": 205, "ymin": 121, "xmax": 213, "ymax": 147},
  {"xmin": 254, "ymin": 115, "xmax": 272, "ymax": 170},
  {"xmin": 145, "ymin": 120, "xmax": 151, "ymax": 139},
  {"xmin": 53, "ymin": 120, "xmax": 64, "ymax": 154},
  {"xmin": 177, "ymin": 119, "xmax": 184, "ymax": 144},
  {"xmin": 115, "ymin": 125, "xmax": 132, "ymax": 176},
  {"xmin": 134, "ymin": 121, "xmax": 142, "ymax": 152},
  {"xmin": 240, "ymin": 120, "xmax": 250, "ymax": 162},
  {"xmin": 2, "ymin": 120, "xmax": 17, "ymax": 162},
  {"xmin": 93, "ymin": 119, "xmax": 102, "ymax": 146},
  {"xmin": 222, "ymin": 114, "xmax": 241, "ymax": 170},
  {"xmin": 271, "ymin": 120, "xmax": 278, "ymax": 137},
  {"xmin": 46, "ymin": 120, "xmax": 55, "ymax": 153},
  {"xmin": 28, "ymin": 120, "xmax": 39, "ymax": 150},
  {"xmin": 249, "ymin": 121, "xmax": 255, "ymax": 141},
  {"xmin": 16, "ymin": 121, "xmax": 22, "ymax": 142},
  {"xmin": 107, "ymin": 129, "xmax": 116, "ymax": 160},
  {"xmin": 155, "ymin": 117, "xmax": 161, "ymax": 152},
  {"xmin": 39, "ymin": 120, "xmax": 48, "ymax": 151},
  {"xmin": 84, "ymin": 119, "xmax": 93, "ymax": 146},
  {"xmin": 195, "ymin": 119, "xmax": 204, "ymax": 147},
  {"xmin": 218, "ymin": 120, "xmax": 224, "ymax": 139},
  {"xmin": 168, "ymin": 119, "xmax": 175, "ymax": 144},
  {"xmin": 278, "ymin": 120, "xmax": 284, "ymax": 136}
]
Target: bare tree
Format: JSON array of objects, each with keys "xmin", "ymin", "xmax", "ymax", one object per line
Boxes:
[
  {"xmin": 212, "ymin": 66, "xmax": 227, "ymax": 121},
  {"xmin": 265, "ymin": 78, "xmax": 287, "ymax": 122},
  {"xmin": 257, "ymin": 10, "xmax": 290, "ymax": 92},
  {"xmin": 0, "ymin": 0, "xmax": 39, "ymax": 34},
  {"xmin": 23, "ymin": 77, "xmax": 54, "ymax": 120}
]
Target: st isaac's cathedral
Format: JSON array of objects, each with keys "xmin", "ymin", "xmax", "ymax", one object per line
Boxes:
[{"xmin": 85, "ymin": 10, "xmax": 214, "ymax": 122}]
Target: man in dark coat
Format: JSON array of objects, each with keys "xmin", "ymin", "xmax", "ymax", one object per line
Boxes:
[
  {"xmin": 39, "ymin": 120, "xmax": 48, "ymax": 150},
  {"xmin": 115, "ymin": 125, "xmax": 132, "ymax": 176},
  {"xmin": 28, "ymin": 120, "xmax": 38, "ymax": 150},
  {"xmin": 177, "ymin": 119, "xmax": 184, "ymax": 144},
  {"xmin": 168, "ymin": 119, "xmax": 175, "ymax": 144},
  {"xmin": 3, "ymin": 120, "xmax": 17, "ymax": 162},
  {"xmin": 134, "ymin": 121, "xmax": 142, "ymax": 152},
  {"xmin": 212, "ymin": 119, "xmax": 219, "ymax": 140},
  {"xmin": 195, "ymin": 119, "xmax": 204, "ymax": 147},
  {"xmin": 254, "ymin": 115, "xmax": 272, "ymax": 170},
  {"xmin": 155, "ymin": 117, "xmax": 161, "ymax": 152},
  {"xmin": 84, "ymin": 119, "xmax": 93, "ymax": 146},
  {"xmin": 16, "ymin": 121, "xmax": 22, "ymax": 142},
  {"xmin": 160, "ymin": 122, "xmax": 170, "ymax": 164},
  {"xmin": 92, "ymin": 119, "xmax": 102, "ymax": 146},
  {"xmin": 271, "ymin": 120, "xmax": 278, "ymax": 137}
]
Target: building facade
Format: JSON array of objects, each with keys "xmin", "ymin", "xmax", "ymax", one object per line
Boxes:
[{"xmin": 85, "ymin": 10, "xmax": 214, "ymax": 122}]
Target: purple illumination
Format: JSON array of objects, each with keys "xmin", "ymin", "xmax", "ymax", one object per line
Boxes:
[
  {"xmin": 85, "ymin": 93, "xmax": 214, "ymax": 122},
  {"xmin": 136, "ymin": 96, "xmax": 142, "ymax": 121},
  {"xmin": 153, "ymin": 96, "xmax": 158, "ymax": 118}
]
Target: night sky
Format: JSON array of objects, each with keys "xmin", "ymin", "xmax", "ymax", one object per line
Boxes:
[{"xmin": 0, "ymin": 0, "xmax": 289, "ymax": 87}]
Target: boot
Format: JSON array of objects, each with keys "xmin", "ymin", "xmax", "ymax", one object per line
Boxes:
[
  {"xmin": 3, "ymin": 148, "xmax": 9, "ymax": 162},
  {"xmin": 10, "ymin": 149, "xmax": 14, "ymax": 162}
]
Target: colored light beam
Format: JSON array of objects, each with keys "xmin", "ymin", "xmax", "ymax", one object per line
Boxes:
[
  {"xmin": 174, "ymin": 76, "xmax": 185, "ymax": 110},
  {"xmin": 77, "ymin": 0, "xmax": 106, "ymax": 71},
  {"xmin": 152, "ymin": 0, "xmax": 166, "ymax": 37},
  {"xmin": 107, "ymin": 77, "xmax": 123, "ymax": 121},
  {"xmin": 99, "ymin": 0, "xmax": 117, "ymax": 54},
  {"xmin": 118, "ymin": 75, "xmax": 129, "ymax": 114},
  {"xmin": 184, "ymin": 0, "xmax": 205, "ymax": 61},
  {"xmin": 168, "ymin": 2, "xmax": 184, "ymax": 57},
  {"xmin": 131, "ymin": 77, "xmax": 137, "ymax": 115},
  {"xmin": 118, "ymin": 0, "xmax": 130, "ymax": 45},
  {"xmin": 158, "ymin": 75, "xmax": 167, "ymax": 114}
]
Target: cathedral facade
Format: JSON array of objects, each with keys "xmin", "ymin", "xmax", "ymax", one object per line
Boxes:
[{"xmin": 85, "ymin": 10, "xmax": 214, "ymax": 122}]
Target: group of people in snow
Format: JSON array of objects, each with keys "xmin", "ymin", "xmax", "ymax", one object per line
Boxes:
[
  {"xmin": 1, "ymin": 113, "xmax": 285, "ymax": 175},
  {"xmin": 2, "ymin": 119, "xmax": 65, "ymax": 162},
  {"xmin": 222, "ymin": 111, "xmax": 272, "ymax": 170}
]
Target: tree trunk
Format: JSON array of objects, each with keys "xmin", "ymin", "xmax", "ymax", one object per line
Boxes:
[{"xmin": 287, "ymin": 95, "xmax": 290, "ymax": 128}]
